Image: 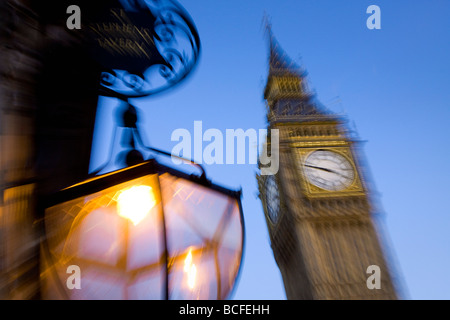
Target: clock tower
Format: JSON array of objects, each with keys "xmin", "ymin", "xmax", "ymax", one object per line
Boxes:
[{"xmin": 257, "ymin": 31, "xmax": 398, "ymax": 300}]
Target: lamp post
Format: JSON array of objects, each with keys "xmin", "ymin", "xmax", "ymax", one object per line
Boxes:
[{"xmin": 38, "ymin": 0, "xmax": 245, "ymax": 300}]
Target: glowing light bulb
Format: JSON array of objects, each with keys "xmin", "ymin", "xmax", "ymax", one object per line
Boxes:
[
  {"xmin": 117, "ymin": 185, "xmax": 156, "ymax": 225},
  {"xmin": 184, "ymin": 248, "xmax": 197, "ymax": 290}
]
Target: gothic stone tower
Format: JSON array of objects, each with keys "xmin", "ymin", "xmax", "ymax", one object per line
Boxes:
[{"xmin": 257, "ymin": 32, "xmax": 398, "ymax": 300}]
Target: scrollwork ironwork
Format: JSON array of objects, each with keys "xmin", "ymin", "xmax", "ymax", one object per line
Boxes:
[{"xmin": 92, "ymin": 0, "xmax": 200, "ymax": 99}]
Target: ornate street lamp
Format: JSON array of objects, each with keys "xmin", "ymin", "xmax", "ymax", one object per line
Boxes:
[
  {"xmin": 38, "ymin": 0, "xmax": 245, "ymax": 300},
  {"xmin": 41, "ymin": 158, "xmax": 244, "ymax": 300}
]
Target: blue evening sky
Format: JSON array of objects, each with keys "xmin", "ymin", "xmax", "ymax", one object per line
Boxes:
[{"xmin": 91, "ymin": 0, "xmax": 450, "ymax": 299}]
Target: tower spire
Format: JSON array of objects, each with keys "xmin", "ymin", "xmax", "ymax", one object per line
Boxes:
[
  {"xmin": 263, "ymin": 18, "xmax": 304, "ymax": 77},
  {"xmin": 263, "ymin": 20, "xmax": 333, "ymax": 120}
]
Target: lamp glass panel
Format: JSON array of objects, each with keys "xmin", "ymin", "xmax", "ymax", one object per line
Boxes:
[
  {"xmin": 159, "ymin": 173, "xmax": 243, "ymax": 300},
  {"xmin": 42, "ymin": 174, "xmax": 165, "ymax": 300}
]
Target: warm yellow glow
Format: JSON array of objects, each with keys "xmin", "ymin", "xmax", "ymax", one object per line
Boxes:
[
  {"xmin": 184, "ymin": 248, "xmax": 197, "ymax": 290},
  {"xmin": 117, "ymin": 185, "xmax": 156, "ymax": 225}
]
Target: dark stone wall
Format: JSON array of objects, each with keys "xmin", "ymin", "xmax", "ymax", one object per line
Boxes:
[{"xmin": 0, "ymin": 0, "xmax": 102, "ymax": 299}]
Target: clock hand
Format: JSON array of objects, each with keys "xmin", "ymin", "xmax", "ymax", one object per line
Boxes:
[
  {"xmin": 304, "ymin": 164, "xmax": 352, "ymax": 179},
  {"xmin": 304, "ymin": 164, "xmax": 334, "ymax": 173}
]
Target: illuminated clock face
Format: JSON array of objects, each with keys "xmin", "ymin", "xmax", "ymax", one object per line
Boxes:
[
  {"xmin": 264, "ymin": 175, "xmax": 280, "ymax": 223},
  {"xmin": 303, "ymin": 150, "xmax": 355, "ymax": 191}
]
